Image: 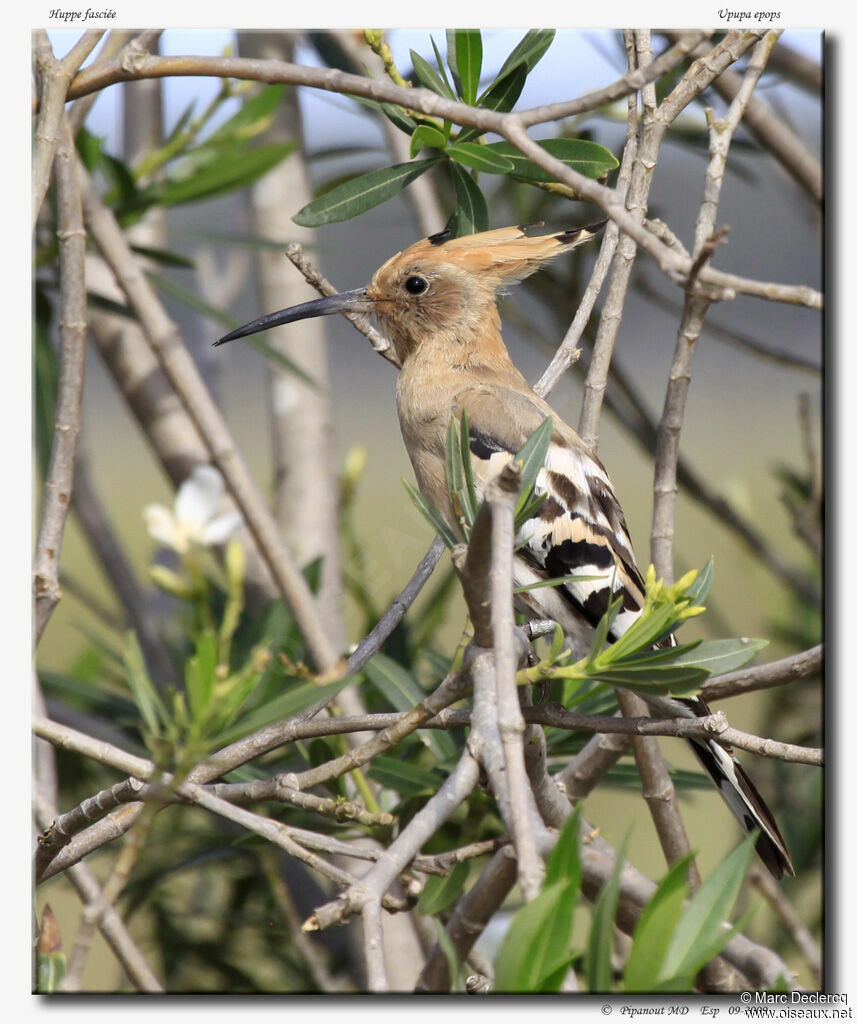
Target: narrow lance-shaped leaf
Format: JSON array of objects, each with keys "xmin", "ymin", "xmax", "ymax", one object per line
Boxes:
[
  {"xmin": 587, "ymin": 836, "xmax": 628, "ymax": 992},
  {"xmin": 485, "ymin": 138, "xmax": 619, "ymax": 181},
  {"xmin": 368, "ymin": 756, "xmax": 440, "ymax": 797},
  {"xmin": 410, "ymin": 49, "xmax": 457, "ymax": 100},
  {"xmin": 418, "ymin": 862, "xmax": 470, "ymax": 916},
  {"xmin": 661, "ymin": 833, "xmax": 757, "ymax": 980},
  {"xmin": 514, "ymin": 416, "xmax": 553, "ymax": 519},
  {"xmin": 445, "ymin": 163, "xmax": 489, "ymax": 236},
  {"xmin": 447, "ymin": 30, "xmax": 483, "ymax": 104},
  {"xmin": 404, "ymin": 478, "xmax": 461, "ymax": 549},
  {"xmin": 448, "ymin": 141, "xmax": 514, "ymax": 174},
  {"xmin": 294, "ymin": 158, "xmax": 439, "ymax": 227},
  {"xmin": 623, "ymin": 855, "xmax": 693, "ymax": 991},
  {"xmin": 497, "ymin": 29, "xmax": 556, "ymax": 76},
  {"xmin": 430, "ymin": 36, "xmax": 456, "ymax": 97},
  {"xmin": 205, "ymin": 84, "xmax": 286, "ymax": 144},
  {"xmin": 152, "ymin": 142, "xmax": 295, "ymax": 206},
  {"xmin": 458, "ymin": 409, "xmax": 479, "ymax": 525}
]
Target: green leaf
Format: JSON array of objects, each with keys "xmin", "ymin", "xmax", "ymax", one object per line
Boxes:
[
  {"xmin": 603, "ymin": 602, "xmax": 679, "ymax": 661},
  {"xmin": 293, "ymin": 158, "xmax": 438, "ymax": 227},
  {"xmin": 349, "ymin": 92, "xmax": 418, "ymax": 136},
  {"xmin": 685, "ymin": 556, "xmax": 714, "ymax": 608},
  {"xmin": 410, "ymin": 49, "xmax": 457, "ymax": 100},
  {"xmin": 363, "ymin": 653, "xmax": 455, "ymax": 761},
  {"xmin": 75, "ymin": 125, "xmax": 104, "ymax": 171},
  {"xmin": 514, "ymin": 573, "xmax": 609, "ymax": 594},
  {"xmin": 476, "ymin": 63, "xmax": 527, "ymax": 113},
  {"xmin": 217, "ymin": 677, "xmax": 348, "ymax": 744},
  {"xmin": 409, "ymin": 123, "xmax": 448, "ymax": 157},
  {"xmin": 544, "ymin": 806, "xmax": 583, "ymax": 889},
  {"xmin": 205, "ymin": 85, "xmax": 286, "ymax": 145},
  {"xmin": 587, "ymin": 663, "xmax": 710, "ymax": 696},
  {"xmin": 447, "ymin": 30, "xmax": 483, "ymax": 104},
  {"xmin": 404, "ymin": 478, "xmax": 460, "ymax": 549},
  {"xmin": 587, "ymin": 837, "xmax": 627, "ymax": 992},
  {"xmin": 37, "ymin": 952, "xmax": 67, "ymax": 993},
  {"xmin": 665, "ymin": 638, "xmax": 768, "ymax": 677},
  {"xmin": 429, "ymin": 36, "xmax": 456, "ymax": 97},
  {"xmin": 497, "ymin": 29, "xmax": 556, "ymax": 76},
  {"xmin": 123, "ymin": 632, "xmax": 169, "ymax": 739},
  {"xmin": 185, "ymin": 630, "xmax": 217, "ymax": 721},
  {"xmin": 418, "ymin": 862, "xmax": 470, "ymax": 916},
  {"xmin": 363, "ymin": 652, "xmax": 424, "ymax": 711},
  {"xmin": 661, "ymin": 833, "xmax": 757, "ymax": 980},
  {"xmin": 494, "ymin": 881, "xmax": 578, "ymax": 992},
  {"xmin": 446, "ymin": 163, "xmax": 489, "ymax": 236},
  {"xmin": 444, "ymin": 415, "xmax": 474, "ymax": 529},
  {"xmin": 514, "ymin": 417, "xmax": 552, "ymax": 522},
  {"xmin": 448, "ymin": 141, "xmax": 514, "ymax": 174},
  {"xmin": 153, "ymin": 142, "xmax": 295, "ymax": 206},
  {"xmin": 486, "ymin": 138, "xmax": 619, "ymax": 181},
  {"xmin": 624, "ymin": 855, "xmax": 693, "ymax": 991},
  {"xmin": 368, "ymin": 755, "xmax": 440, "ymax": 796},
  {"xmin": 129, "ymin": 243, "xmax": 195, "ymax": 269},
  {"xmin": 458, "ymin": 408, "xmax": 479, "ymax": 526}
]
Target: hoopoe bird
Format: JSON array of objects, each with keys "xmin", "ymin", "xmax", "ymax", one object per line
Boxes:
[{"xmin": 216, "ymin": 222, "xmax": 793, "ymax": 879}]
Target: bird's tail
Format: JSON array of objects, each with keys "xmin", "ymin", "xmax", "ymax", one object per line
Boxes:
[{"xmin": 677, "ymin": 696, "xmax": 794, "ymax": 879}]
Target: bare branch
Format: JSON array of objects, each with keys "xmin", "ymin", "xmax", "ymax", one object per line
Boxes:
[
  {"xmin": 362, "ymin": 901, "xmax": 389, "ymax": 991},
  {"xmin": 33, "ymin": 789, "xmax": 163, "ymax": 992},
  {"xmin": 284, "ymin": 243, "xmax": 398, "ymax": 366},
  {"xmin": 748, "ymin": 865, "xmax": 822, "ymax": 984},
  {"xmin": 487, "ymin": 467, "xmax": 545, "ymax": 899},
  {"xmin": 305, "ymin": 751, "xmax": 481, "ymax": 931},
  {"xmin": 701, "ymin": 644, "xmax": 823, "ymax": 702},
  {"xmin": 662, "ymin": 30, "xmax": 822, "ymax": 203},
  {"xmin": 651, "ymin": 31, "xmax": 781, "ymax": 583},
  {"xmin": 32, "ymin": 29, "xmax": 104, "ymax": 229},
  {"xmin": 34, "ymin": 113, "xmax": 87, "ymax": 644}
]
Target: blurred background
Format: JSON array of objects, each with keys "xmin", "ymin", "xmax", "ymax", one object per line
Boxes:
[{"xmin": 35, "ymin": 28, "xmax": 822, "ymax": 990}]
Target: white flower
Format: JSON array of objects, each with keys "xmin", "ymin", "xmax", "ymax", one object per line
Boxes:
[{"xmin": 143, "ymin": 465, "xmax": 242, "ymax": 554}]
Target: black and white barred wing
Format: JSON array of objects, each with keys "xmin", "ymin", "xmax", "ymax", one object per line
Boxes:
[{"xmin": 453, "ymin": 385, "xmax": 646, "ymax": 646}]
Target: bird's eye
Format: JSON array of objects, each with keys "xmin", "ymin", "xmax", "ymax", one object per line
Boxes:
[{"xmin": 404, "ymin": 275, "xmax": 428, "ymax": 295}]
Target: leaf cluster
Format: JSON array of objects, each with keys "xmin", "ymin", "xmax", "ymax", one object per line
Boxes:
[
  {"xmin": 494, "ymin": 812, "xmax": 760, "ymax": 992},
  {"xmin": 293, "ymin": 30, "xmax": 618, "ymax": 234}
]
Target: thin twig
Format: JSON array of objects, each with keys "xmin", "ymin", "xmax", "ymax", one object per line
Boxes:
[
  {"xmin": 748, "ymin": 865, "xmax": 822, "ymax": 983},
  {"xmin": 32, "ymin": 29, "xmax": 104, "ymax": 230},
  {"xmin": 33, "ymin": 789, "xmax": 163, "ymax": 992},
  {"xmin": 362, "ymin": 901, "xmax": 389, "ymax": 991},
  {"xmin": 487, "ymin": 466, "xmax": 545, "ymax": 900},
  {"xmin": 651, "ymin": 31, "xmax": 781, "ymax": 583},
  {"xmin": 305, "ymin": 751, "xmax": 481, "ymax": 932},
  {"xmin": 701, "ymin": 644, "xmax": 823, "ymax": 702},
  {"xmin": 34, "ymin": 113, "xmax": 87, "ymax": 644},
  {"xmin": 661, "ymin": 30, "xmax": 822, "ymax": 203},
  {"xmin": 285, "ymin": 242, "xmax": 399, "ymax": 366},
  {"xmin": 575, "ymin": 29, "xmax": 647, "ymax": 447}
]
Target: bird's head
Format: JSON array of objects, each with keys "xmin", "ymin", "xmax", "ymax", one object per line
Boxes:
[{"xmin": 215, "ymin": 221, "xmax": 605, "ymax": 365}]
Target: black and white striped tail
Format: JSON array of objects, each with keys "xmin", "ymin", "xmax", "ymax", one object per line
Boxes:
[{"xmin": 677, "ymin": 696, "xmax": 794, "ymax": 879}]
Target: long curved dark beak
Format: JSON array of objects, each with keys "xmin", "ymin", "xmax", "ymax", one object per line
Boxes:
[{"xmin": 215, "ymin": 287, "xmax": 375, "ymax": 346}]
